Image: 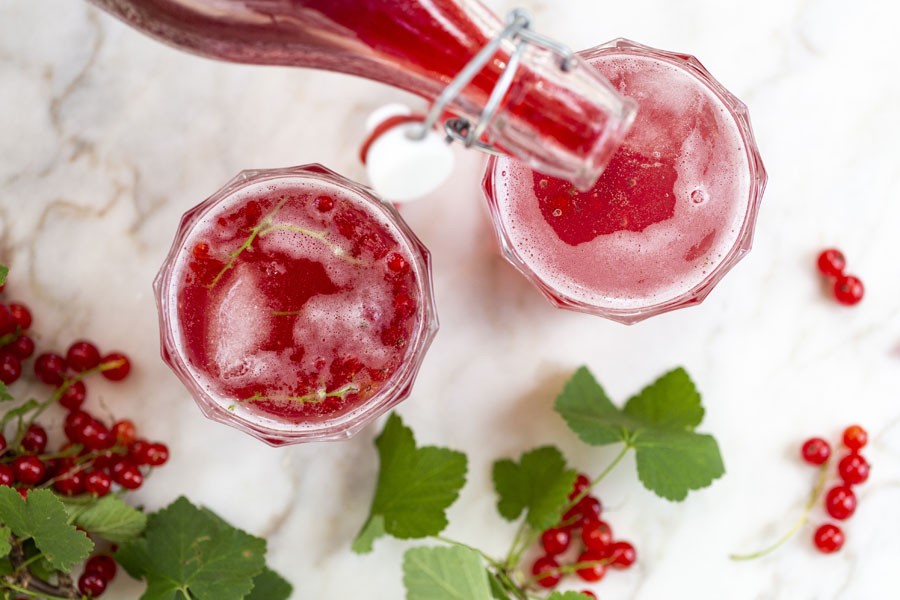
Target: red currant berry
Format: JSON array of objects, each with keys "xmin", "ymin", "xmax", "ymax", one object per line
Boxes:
[
  {"xmin": 21, "ymin": 424, "xmax": 48, "ymax": 454},
  {"xmin": 66, "ymin": 341, "xmax": 101, "ymax": 372},
  {"xmin": 80, "ymin": 420, "xmax": 114, "ymax": 451},
  {"xmin": 12, "ymin": 455, "xmax": 46, "ymax": 485},
  {"xmin": 540, "ymin": 528, "xmax": 571, "ymax": 556},
  {"xmin": 813, "ymin": 523, "xmax": 845, "ymax": 553},
  {"xmin": 115, "ymin": 463, "xmax": 143, "ymax": 490},
  {"xmin": 801, "ymin": 437, "xmax": 831, "ymax": 465},
  {"xmin": 7, "ymin": 303, "xmax": 32, "ymax": 329},
  {"xmin": 605, "ymin": 541, "xmax": 637, "ymax": 569},
  {"xmin": 112, "ymin": 420, "xmax": 136, "ymax": 445},
  {"xmin": 85, "ymin": 470, "xmax": 112, "ymax": 497},
  {"xmin": 64, "ymin": 410, "xmax": 92, "ymax": 442},
  {"xmin": 144, "ymin": 443, "xmax": 169, "ymax": 467},
  {"xmin": 837, "ymin": 453, "xmax": 870, "ymax": 486},
  {"xmin": 0, "ymin": 353, "xmax": 21, "ymax": 385},
  {"xmin": 16, "ymin": 488, "xmax": 29, "ymax": 500},
  {"xmin": 575, "ymin": 549, "xmax": 607, "ymax": 582},
  {"xmin": 531, "ymin": 556, "xmax": 561, "ymax": 589},
  {"xmin": 577, "ymin": 496, "xmax": 602, "ymax": 526},
  {"xmin": 385, "ymin": 252, "xmax": 409, "ymax": 275},
  {"xmin": 568, "ymin": 473, "xmax": 591, "ymax": 500},
  {"xmin": 580, "ymin": 592, "xmax": 597, "ymax": 599},
  {"xmin": 100, "ymin": 352, "xmax": 131, "ymax": 381},
  {"xmin": 816, "ymin": 249, "xmax": 846, "ymax": 278},
  {"xmin": 59, "ymin": 380, "xmax": 87, "ymax": 410},
  {"xmin": 128, "ymin": 440, "xmax": 150, "ymax": 465},
  {"xmin": 78, "ymin": 572, "xmax": 107, "ymax": 597},
  {"xmin": 85, "ymin": 555, "xmax": 117, "ymax": 581},
  {"xmin": 8, "ymin": 335, "xmax": 35, "ymax": 360},
  {"xmin": 0, "ymin": 465, "xmax": 14, "ymax": 486},
  {"xmin": 842, "ymin": 425, "xmax": 868, "ymax": 451},
  {"xmin": 54, "ymin": 470, "xmax": 85, "ymax": 496},
  {"xmin": 0, "ymin": 305, "xmax": 15, "ymax": 336},
  {"xmin": 825, "ymin": 485, "xmax": 857, "ymax": 520},
  {"xmin": 834, "ymin": 275, "xmax": 864, "ymax": 305},
  {"xmin": 313, "ymin": 195, "xmax": 335, "ymax": 212},
  {"xmin": 582, "ymin": 519, "xmax": 614, "ymax": 551},
  {"xmin": 34, "ymin": 353, "xmax": 67, "ymax": 385},
  {"xmin": 110, "ymin": 457, "xmax": 132, "ymax": 477},
  {"xmin": 0, "ymin": 433, "xmax": 7, "ymax": 453}
]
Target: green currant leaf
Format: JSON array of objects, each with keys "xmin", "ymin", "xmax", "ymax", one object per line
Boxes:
[
  {"xmin": 0, "ymin": 525, "xmax": 10, "ymax": 558},
  {"xmin": 0, "ymin": 487, "xmax": 93, "ymax": 571},
  {"xmin": 0, "ymin": 556, "xmax": 12, "ymax": 577},
  {"xmin": 547, "ymin": 592, "xmax": 597, "ymax": 599},
  {"xmin": 555, "ymin": 367, "xmax": 725, "ymax": 501},
  {"xmin": 486, "ymin": 571, "xmax": 511, "ymax": 600},
  {"xmin": 246, "ymin": 567, "xmax": 293, "ymax": 600},
  {"xmin": 492, "ymin": 446, "xmax": 577, "ymax": 531},
  {"xmin": 402, "ymin": 546, "xmax": 492, "ymax": 600},
  {"xmin": 353, "ymin": 414, "xmax": 467, "ymax": 553},
  {"xmin": 115, "ymin": 496, "xmax": 267, "ymax": 600},
  {"xmin": 61, "ymin": 494, "xmax": 147, "ymax": 543},
  {"xmin": 0, "ymin": 382, "xmax": 12, "ymax": 403},
  {"xmin": 22, "ymin": 539, "xmax": 54, "ymax": 583}
]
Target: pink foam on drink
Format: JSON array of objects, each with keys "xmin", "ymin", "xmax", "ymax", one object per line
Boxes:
[{"xmin": 486, "ymin": 40, "xmax": 766, "ymax": 321}]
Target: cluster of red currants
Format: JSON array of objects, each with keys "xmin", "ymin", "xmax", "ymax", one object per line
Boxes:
[
  {"xmin": 0, "ymin": 298, "xmax": 35, "ymax": 385},
  {"xmin": 77, "ymin": 554, "xmax": 119, "ymax": 598},
  {"xmin": 801, "ymin": 425, "xmax": 870, "ymax": 553},
  {"xmin": 531, "ymin": 474, "xmax": 636, "ymax": 596},
  {"xmin": 816, "ymin": 249, "xmax": 864, "ymax": 305}
]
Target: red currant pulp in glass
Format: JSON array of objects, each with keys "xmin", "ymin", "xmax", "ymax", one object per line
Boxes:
[
  {"xmin": 12, "ymin": 455, "xmax": 46, "ymax": 485},
  {"xmin": 842, "ymin": 425, "xmax": 868, "ymax": 451},
  {"xmin": 837, "ymin": 453, "xmax": 869, "ymax": 486},
  {"xmin": 825, "ymin": 485, "xmax": 857, "ymax": 520},
  {"xmin": 313, "ymin": 195, "xmax": 335, "ymax": 212},
  {"xmin": 115, "ymin": 463, "xmax": 143, "ymax": 490},
  {"xmin": 816, "ymin": 249, "xmax": 846, "ymax": 278},
  {"xmin": 385, "ymin": 252, "xmax": 409, "ymax": 275},
  {"xmin": 101, "ymin": 352, "xmax": 131, "ymax": 381},
  {"xmin": 7, "ymin": 303, "xmax": 32, "ymax": 329},
  {"xmin": 59, "ymin": 380, "xmax": 87, "ymax": 410},
  {"xmin": 112, "ymin": 420, "xmax": 136, "ymax": 445},
  {"xmin": 813, "ymin": 523, "xmax": 845, "ymax": 553},
  {"xmin": 21, "ymin": 424, "xmax": 48, "ymax": 454},
  {"xmin": 0, "ymin": 464, "xmax": 14, "ymax": 487},
  {"xmin": 78, "ymin": 571, "xmax": 107, "ymax": 597},
  {"xmin": 85, "ymin": 470, "xmax": 112, "ymax": 497},
  {"xmin": 540, "ymin": 527, "xmax": 570, "ymax": 556},
  {"xmin": 605, "ymin": 541, "xmax": 637, "ymax": 569},
  {"xmin": 66, "ymin": 340, "xmax": 101, "ymax": 372},
  {"xmin": 0, "ymin": 353, "xmax": 21, "ymax": 385},
  {"xmin": 582, "ymin": 519, "xmax": 613, "ymax": 551},
  {"xmin": 569, "ymin": 472, "xmax": 591, "ymax": 500},
  {"xmin": 34, "ymin": 353, "xmax": 67, "ymax": 385},
  {"xmin": 575, "ymin": 549, "xmax": 607, "ymax": 582},
  {"xmin": 833, "ymin": 275, "xmax": 864, "ymax": 305},
  {"xmin": 54, "ymin": 470, "xmax": 86, "ymax": 496},
  {"xmin": 85, "ymin": 554, "xmax": 117, "ymax": 581},
  {"xmin": 531, "ymin": 556, "xmax": 561, "ymax": 588},
  {"xmin": 800, "ymin": 437, "xmax": 831, "ymax": 465},
  {"xmin": 9, "ymin": 335, "xmax": 35, "ymax": 360}
]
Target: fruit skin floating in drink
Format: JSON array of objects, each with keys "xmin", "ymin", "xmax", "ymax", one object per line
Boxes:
[
  {"xmin": 154, "ymin": 165, "xmax": 438, "ymax": 445},
  {"xmin": 483, "ymin": 39, "xmax": 767, "ymax": 323}
]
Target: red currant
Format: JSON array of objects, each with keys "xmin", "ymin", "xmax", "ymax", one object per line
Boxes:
[
  {"xmin": 385, "ymin": 252, "xmax": 409, "ymax": 275},
  {"xmin": 0, "ymin": 305, "xmax": 15, "ymax": 336},
  {"xmin": 128, "ymin": 440, "xmax": 150, "ymax": 465},
  {"xmin": 834, "ymin": 275, "xmax": 864, "ymax": 305},
  {"xmin": 16, "ymin": 487, "xmax": 29, "ymax": 500},
  {"xmin": 8, "ymin": 335, "xmax": 35, "ymax": 360},
  {"xmin": 540, "ymin": 527, "xmax": 570, "ymax": 556},
  {"xmin": 605, "ymin": 541, "xmax": 637, "ymax": 569},
  {"xmin": 21, "ymin": 424, "xmax": 48, "ymax": 454},
  {"xmin": 531, "ymin": 556, "xmax": 561, "ymax": 589},
  {"xmin": 577, "ymin": 496, "xmax": 602, "ymax": 526},
  {"xmin": 0, "ymin": 433, "xmax": 6, "ymax": 453},
  {"xmin": 575, "ymin": 549, "xmax": 607, "ymax": 582},
  {"xmin": 101, "ymin": 352, "xmax": 131, "ymax": 381},
  {"xmin": 825, "ymin": 485, "xmax": 857, "ymax": 520},
  {"xmin": 12, "ymin": 455, "xmax": 46, "ymax": 485},
  {"xmin": 0, "ymin": 353, "xmax": 21, "ymax": 385},
  {"xmin": 60, "ymin": 380, "xmax": 87, "ymax": 410},
  {"xmin": 80, "ymin": 420, "xmax": 114, "ymax": 451},
  {"xmin": 800, "ymin": 437, "xmax": 831, "ymax": 465},
  {"xmin": 582, "ymin": 519, "xmax": 613, "ymax": 551},
  {"xmin": 34, "ymin": 353, "xmax": 67, "ymax": 385},
  {"xmin": 112, "ymin": 420, "xmax": 137, "ymax": 445},
  {"xmin": 115, "ymin": 463, "xmax": 143, "ymax": 490},
  {"xmin": 842, "ymin": 425, "xmax": 868, "ymax": 451},
  {"xmin": 813, "ymin": 523, "xmax": 845, "ymax": 553},
  {"xmin": 85, "ymin": 470, "xmax": 112, "ymax": 497},
  {"xmin": 78, "ymin": 572, "xmax": 107, "ymax": 597},
  {"xmin": 7, "ymin": 303, "xmax": 32, "ymax": 329},
  {"xmin": 54, "ymin": 470, "xmax": 86, "ymax": 496},
  {"xmin": 568, "ymin": 473, "xmax": 591, "ymax": 500},
  {"xmin": 64, "ymin": 410, "xmax": 92, "ymax": 442},
  {"xmin": 144, "ymin": 443, "xmax": 169, "ymax": 466},
  {"xmin": 837, "ymin": 453, "xmax": 869, "ymax": 486},
  {"xmin": 85, "ymin": 555, "xmax": 117, "ymax": 581},
  {"xmin": 66, "ymin": 341, "xmax": 101, "ymax": 372},
  {"xmin": 313, "ymin": 195, "xmax": 335, "ymax": 212},
  {"xmin": 0, "ymin": 464, "xmax": 14, "ymax": 486},
  {"xmin": 816, "ymin": 249, "xmax": 846, "ymax": 278}
]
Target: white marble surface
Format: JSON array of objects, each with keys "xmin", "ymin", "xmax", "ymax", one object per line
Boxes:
[{"xmin": 2, "ymin": 0, "xmax": 899, "ymax": 598}]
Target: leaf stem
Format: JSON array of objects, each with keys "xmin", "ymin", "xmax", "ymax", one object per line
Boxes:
[
  {"xmin": 433, "ymin": 535, "xmax": 503, "ymax": 570},
  {"xmin": 0, "ymin": 581, "xmax": 75, "ymax": 600},
  {"xmin": 729, "ymin": 461, "xmax": 830, "ymax": 560}
]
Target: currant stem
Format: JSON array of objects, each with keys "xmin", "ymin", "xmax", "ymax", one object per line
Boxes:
[
  {"xmin": 433, "ymin": 535, "xmax": 504, "ymax": 570},
  {"xmin": 521, "ymin": 557, "xmax": 612, "ymax": 588},
  {"xmin": 729, "ymin": 461, "xmax": 830, "ymax": 560},
  {"xmin": 0, "ymin": 580, "xmax": 75, "ymax": 600}
]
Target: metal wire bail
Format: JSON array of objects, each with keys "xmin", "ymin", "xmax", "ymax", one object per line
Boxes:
[{"xmin": 407, "ymin": 8, "xmax": 577, "ymax": 155}]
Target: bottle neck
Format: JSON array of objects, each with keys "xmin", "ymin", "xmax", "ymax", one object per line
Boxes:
[{"xmin": 90, "ymin": 0, "xmax": 634, "ymax": 188}]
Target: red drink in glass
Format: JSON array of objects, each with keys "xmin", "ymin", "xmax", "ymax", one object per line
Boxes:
[
  {"xmin": 154, "ymin": 165, "xmax": 437, "ymax": 444},
  {"xmin": 483, "ymin": 39, "xmax": 767, "ymax": 324}
]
